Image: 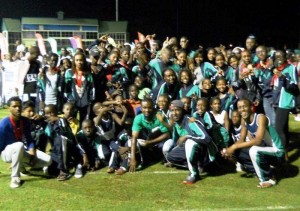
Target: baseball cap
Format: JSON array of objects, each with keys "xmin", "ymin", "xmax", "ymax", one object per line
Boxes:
[
  {"xmin": 90, "ymin": 47, "xmax": 100, "ymax": 58},
  {"xmin": 232, "ymin": 47, "xmax": 244, "ymax": 54},
  {"xmin": 247, "ymin": 34, "xmax": 256, "ymax": 40},
  {"xmin": 171, "ymin": 100, "xmax": 184, "ymax": 109}
]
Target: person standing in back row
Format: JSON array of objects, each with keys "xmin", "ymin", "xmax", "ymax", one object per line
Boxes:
[
  {"xmin": 65, "ymin": 52, "xmax": 95, "ymax": 125},
  {"xmin": 22, "ymin": 46, "xmax": 41, "ymax": 104},
  {"xmin": 272, "ymin": 50, "xmax": 299, "ymax": 160}
]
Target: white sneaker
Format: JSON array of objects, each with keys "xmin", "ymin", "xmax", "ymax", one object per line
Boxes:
[
  {"xmin": 74, "ymin": 164, "xmax": 83, "ymax": 178},
  {"xmin": 43, "ymin": 166, "xmax": 49, "ymax": 175},
  {"xmin": 10, "ymin": 177, "xmax": 21, "ymax": 188},
  {"xmin": 236, "ymin": 162, "xmax": 243, "ymax": 172},
  {"xmin": 20, "ymin": 167, "xmax": 31, "ymax": 177},
  {"xmin": 294, "ymin": 114, "xmax": 300, "ymax": 122}
]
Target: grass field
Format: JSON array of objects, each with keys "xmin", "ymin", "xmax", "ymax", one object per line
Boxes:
[{"xmin": 0, "ymin": 108, "xmax": 299, "ymax": 210}]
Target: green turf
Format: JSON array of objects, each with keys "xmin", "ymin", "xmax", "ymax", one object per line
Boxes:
[{"xmin": 0, "ymin": 108, "xmax": 299, "ymax": 210}]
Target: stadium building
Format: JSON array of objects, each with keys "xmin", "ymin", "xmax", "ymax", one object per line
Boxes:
[{"xmin": 1, "ymin": 11, "xmax": 128, "ymax": 53}]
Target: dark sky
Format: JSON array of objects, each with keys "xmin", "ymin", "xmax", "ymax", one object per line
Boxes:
[{"xmin": 1, "ymin": 0, "xmax": 300, "ymax": 49}]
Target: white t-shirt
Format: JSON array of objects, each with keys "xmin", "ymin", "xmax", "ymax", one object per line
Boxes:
[
  {"xmin": 45, "ymin": 72, "xmax": 58, "ymax": 105},
  {"xmin": 193, "ymin": 66, "xmax": 204, "ymax": 89},
  {"xmin": 210, "ymin": 110, "xmax": 226, "ymax": 126}
]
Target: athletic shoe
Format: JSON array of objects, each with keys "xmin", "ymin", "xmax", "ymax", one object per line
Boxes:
[
  {"xmin": 43, "ymin": 166, "xmax": 48, "ymax": 175},
  {"xmin": 20, "ymin": 167, "xmax": 31, "ymax": 177},
  {"xmin": 294, "ymin": 114, "xmax": 300, "ymax": 122},
  {"xmin": 106, "ymin": 167, "xmax": 115, "ymax": 173},
  {"xmin": 136, "ymin": 163, "xmax": 145, "ymax": 171},
  {"xmin": 115, "ymin": 167, "xmax": 127, "ymax": 175},
  {"xmin": 57, "ymin": 172, "xmax": 72, "ymax": 181},
  {"xmin": 183, "ymin": 175, "xmax": 200, "ymax": 184},
  {"xmin": 10, "ymin": 177, "xmax": 22, "ymax": 188},
  {"xmin": 74, "ymin": 164, "xmax": 83, "ymax": 178},
  {"xmin": 236, "ymin": 162, "xmax": 243, "ymax": 172},
  {"xmin": 257, "ymin": 179, "xmax": 277, "ymax": 188},
  {"xmin": 164, "ymin": 162, "xmax": 173, "ymax": 167},
  {"xmin": 95, "ymin": 160, "xmax": 101, "ymax": 170}
]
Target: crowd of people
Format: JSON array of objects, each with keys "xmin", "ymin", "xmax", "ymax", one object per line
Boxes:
[{"xmin": 0, "ymin": 34, "xmax": 299, "ymax": 189}]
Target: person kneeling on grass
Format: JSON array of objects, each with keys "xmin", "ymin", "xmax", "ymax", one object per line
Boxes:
[
  {"xmin": 166, "ymin": 100, "xmax": 214, "ymax": 184},
  {"xmin": 223, "ymin": 98, "xmax": 285, "ymax": 188},
  {"xmin": 129, "ymin": 99, "xmax": 171, "ymax": 172},
  {"xmin": 76, "ymin": 119, "xmax": 120, "ymax": 174},
  {"xmin": 0, "ymin": 97, "xmax": 52, "ymax": 188}
]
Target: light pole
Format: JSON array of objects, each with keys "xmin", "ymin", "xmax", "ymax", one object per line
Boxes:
[{"xmin": 116, "ymin": 0, "xmax": 119, "ymax": 21}]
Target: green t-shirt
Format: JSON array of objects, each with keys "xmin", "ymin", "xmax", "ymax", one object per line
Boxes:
[{"xmin": 132, "ymin": 112, "xmax": 168, "ymax": 134}]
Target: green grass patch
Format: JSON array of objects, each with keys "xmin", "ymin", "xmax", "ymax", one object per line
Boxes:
[{"xmin": 0, "ymin": 109, "xmax": 300, "ymax": 210}]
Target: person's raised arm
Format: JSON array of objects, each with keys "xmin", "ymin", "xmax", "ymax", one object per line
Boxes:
[
  {"xmin": 93, "ymin": 107, "xmax": 113, "ymax": 126},
  {"xmin": 112, "ymin": 105, "xmax": 128, "ymax": 126},
  {"xmin": 102, "ymin": 100, "xmax": 117, "ymax": 107}
]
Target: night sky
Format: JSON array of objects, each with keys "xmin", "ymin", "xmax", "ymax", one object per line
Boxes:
[{"xmin": 1, "ymin": 0, "xmax": 300, "ymax": 49}]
